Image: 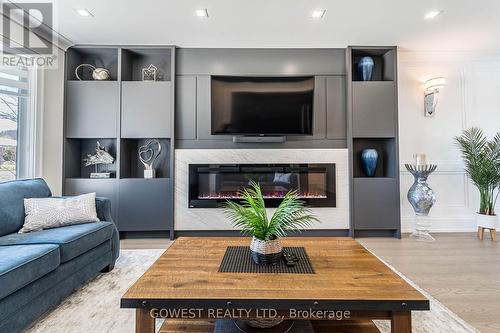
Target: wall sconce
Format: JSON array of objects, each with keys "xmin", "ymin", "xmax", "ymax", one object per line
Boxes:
[{"xmin": 424, "ymin": 77, "xmax": 446, "ymax": 117}]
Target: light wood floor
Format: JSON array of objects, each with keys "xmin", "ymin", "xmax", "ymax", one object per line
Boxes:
[
  {"xmin": 359, "ymin": 233, "xmax": 500, "ymax": 333},
  {"xmin": 121, "ymin": 233, "xmax": 499, "ymax": 333}
]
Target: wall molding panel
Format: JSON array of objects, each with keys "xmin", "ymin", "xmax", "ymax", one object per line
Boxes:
[{"xmin": 398, "ymin": 51, "xmax": 500, "ymax": 232}]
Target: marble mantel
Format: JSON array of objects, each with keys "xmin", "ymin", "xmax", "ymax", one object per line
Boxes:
[{"xmin": 174, "ymin": 149, "xmax": 350, "ymax": 231}]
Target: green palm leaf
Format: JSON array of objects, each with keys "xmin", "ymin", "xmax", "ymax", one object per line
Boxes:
[
  {"xmin": 455, "ymin": 127, "xmax": 500, "ymax": 215},
  {"xmin": 223, "ymin": 182, "xmax": 319, "ymax": 240}
]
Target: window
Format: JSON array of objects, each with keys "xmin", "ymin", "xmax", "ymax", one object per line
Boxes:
[{"xmin": 0, "ymin": 65, "xmax": 34, "ymax": 182}]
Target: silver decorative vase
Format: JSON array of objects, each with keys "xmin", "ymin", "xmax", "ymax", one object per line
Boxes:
[{"xmin": 405, "ymin": 164, "xmax": 437, "ymax": 242}]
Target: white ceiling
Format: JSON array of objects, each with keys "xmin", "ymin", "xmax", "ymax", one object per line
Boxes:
[{"xmin": 52, "ymin": 0, "xmax": 500, "ymax": 51}]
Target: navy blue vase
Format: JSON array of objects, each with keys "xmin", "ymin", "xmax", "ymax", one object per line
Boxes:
[
  {"xmin": 361, "ymin": 149, "xmax": 378, "ymax": 177},
  {"xmin": 357, "ymin": 56, "xmax": 374, "ymax": 81}
]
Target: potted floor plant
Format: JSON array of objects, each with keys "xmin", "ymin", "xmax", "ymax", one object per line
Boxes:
[
  {"xmin": 455, "ymin": 127, "xmax": 500, "ymax": 230},
  {"xmin": 224, "ymin": 181, "xmax": 318, "ymax": 265}
]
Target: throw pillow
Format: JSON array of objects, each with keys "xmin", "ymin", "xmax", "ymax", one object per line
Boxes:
[{"xmin": 19, "ymin": 193, "xmax": 100, "ymax": 233}]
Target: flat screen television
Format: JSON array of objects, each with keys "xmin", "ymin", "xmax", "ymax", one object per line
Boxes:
[{"xmin": 211, "ymin": 76, "xmax": 314, "ymax": 135}]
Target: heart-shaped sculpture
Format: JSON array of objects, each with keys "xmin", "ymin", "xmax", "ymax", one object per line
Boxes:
[{"xmin": 138, "ymin": 140, "xmax": 161, "ymax": 170}]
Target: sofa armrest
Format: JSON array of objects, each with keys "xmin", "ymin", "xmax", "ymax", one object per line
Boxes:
[
  {"xmin": 94, "ymin": 197, "xmax": 120, "ymax": 262},
  {"xmin": 95, "ymin": 196, "xmax": 113, "ymax": 222}
]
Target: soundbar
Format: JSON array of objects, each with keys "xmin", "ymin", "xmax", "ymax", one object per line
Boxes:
[{"xmin": 232, "ymin": 136, "xmax": 286, "ymax": 143}]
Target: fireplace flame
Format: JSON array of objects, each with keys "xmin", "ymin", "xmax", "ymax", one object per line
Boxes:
[{"xmin": 198, "ymin": 191, "xmax": 327, "ymax": 200}]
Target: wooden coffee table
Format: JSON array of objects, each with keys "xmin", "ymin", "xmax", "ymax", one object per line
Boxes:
[{"xmin": 121, "ymin": 237, "xmax": 429, "ymax": 333}]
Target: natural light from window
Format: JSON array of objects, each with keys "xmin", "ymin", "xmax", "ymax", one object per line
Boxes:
[{"xmin": 0, "ymin": 68, "xmax": 29, "ymax": 182}]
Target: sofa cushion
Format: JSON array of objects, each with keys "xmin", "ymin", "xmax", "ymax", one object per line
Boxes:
[
  {"xmin": 0, "ymin": 178, "xmax": 52, "ymax": 237},
  {"xmin": 0, "ymin": 222, "xmax": 114, "ymax": 263},
  {"xmin": 0, "ymin": 244, "xmax": 60, "ymax": 300},
  {"xmin": 0, "ymin": 241, "xmax": 112, "ymax": 324}
]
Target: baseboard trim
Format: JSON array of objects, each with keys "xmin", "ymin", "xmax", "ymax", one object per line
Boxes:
[
  {"xmin": 353, "ymin": 229, "xmax": 400, "ymax": 238},
  {"xmin": 174, "ymin": 229, "xmax": 350, "ymax": 237},
  {"xmin": 120, "ymin": 231, "xmax": 171, "ymax": 239},
  {"xmin": 118, "ymin": 229, "xmax": 407, "ymax": 239}
]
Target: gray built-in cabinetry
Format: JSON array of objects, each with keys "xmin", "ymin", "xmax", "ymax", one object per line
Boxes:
[
  {"xmin": 174, "ymin": 48, "xmax": 347, "ymax": 149},
  {"xmin": 346, "ymin": 46, "xmax": 401, "ymax": 237},
  {"xmin": 63, "ymin": 46, "xmax": 401, "ymax": 238},
  {"xmin": 63, "ymin": 46, "xmax": 175, "ymax": 237}
]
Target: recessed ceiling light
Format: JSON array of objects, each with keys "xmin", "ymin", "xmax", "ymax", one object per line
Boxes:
[
  {"xmin": 311, "ymin": 9, "xmax": 326, "ymax": 19},
  {"xmin": 196, "ymin": 8, "xmax": 209, "ymax": 17},
  {"xmin": 424, "ymin": 10, "xmax": 443, "ymax": 20},
  {"xmin": 75, "ymin": 8, "xmax": 93, "ymax": 17}
]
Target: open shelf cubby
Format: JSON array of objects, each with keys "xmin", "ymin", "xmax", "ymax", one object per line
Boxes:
[
  {"xmin": 64, "ymin": 138, "xmax": 117, "ymax": 179},
  {"xmin": 121, "ymin": 48, "xmax": 172, "ymax": 81},
  {"xmin": 351, "ymin": 48, "xmax": 395, "ymax": 82},
  {"xmin": 120, "ymin": 138, "xmax": 170, "ymax": 179},
  {"xmin": 352, "ymin": 138, "xmax": 397, "ymax": 178},
  {"xmin": 66, "ymin": 47, "xmax": 119, "ymax": 81}
]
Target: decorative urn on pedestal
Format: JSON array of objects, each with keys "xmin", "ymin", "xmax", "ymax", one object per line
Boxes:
[{"xmin": 405, "ymin": 162, "xmax": 437, "ymax": 242}]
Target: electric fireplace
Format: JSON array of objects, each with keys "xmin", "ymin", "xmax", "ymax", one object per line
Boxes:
[{"xmin": 188, "ymin": 164, "xmax": 336, "ymax": 208}]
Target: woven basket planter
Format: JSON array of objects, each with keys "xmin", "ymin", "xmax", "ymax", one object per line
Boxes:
[{"xmin": 250, "ymin": 236, "xmax": 282, "ymax": 265}]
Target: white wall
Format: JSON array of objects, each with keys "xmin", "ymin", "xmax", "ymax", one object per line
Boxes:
[
  {"xmin": 398, "ymin": 51, "xmax": 500, "ymax": 232},
  {"xmin": 40, "ymin": 48, "xmax": 65, "ymax": 195}
]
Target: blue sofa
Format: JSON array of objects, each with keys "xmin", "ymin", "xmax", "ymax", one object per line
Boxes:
[{"xmin": 0, "ymin": 178, "xmax": 120, "ymax": 332}]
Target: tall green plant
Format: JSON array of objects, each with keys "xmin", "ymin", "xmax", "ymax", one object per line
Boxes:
[
  {"xmin": 455, "ymin": 127, "xmax": 500, "ymax": 215},
  {"xmin": 223, "ymin": 181, "xmax": 319, "ymax": 240}
]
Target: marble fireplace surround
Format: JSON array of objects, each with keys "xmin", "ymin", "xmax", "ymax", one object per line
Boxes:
[{"xmin": 174, "ymin": 149, "xmax": 349, "ymax": 231}]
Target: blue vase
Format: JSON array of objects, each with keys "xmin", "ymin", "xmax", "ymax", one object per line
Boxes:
[
  {"xmin": 357, "ymin": 56, "xmax": 374, "ymax": 81},
  {"xmin": 361, "ymin": 149, "xmax": 378, "ymax": 177}
]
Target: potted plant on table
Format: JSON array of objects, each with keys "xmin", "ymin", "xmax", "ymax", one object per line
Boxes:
[
  {"xmin": 224, "ymin": 181, "xmax": 319, "ymax": 265},
  {"xmin": 455, "ymin": 127, "xmax": 500, "ymax": 233}
]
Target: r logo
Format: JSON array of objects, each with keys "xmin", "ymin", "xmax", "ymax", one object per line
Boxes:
[{"xmin": 2, "ymin": 2, "xmax": 53, "ymax": 55}]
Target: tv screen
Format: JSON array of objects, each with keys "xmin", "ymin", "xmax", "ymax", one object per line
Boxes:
[{"xmin": 211, "ymin": 76, "xmax": 314, "ymax": 135}]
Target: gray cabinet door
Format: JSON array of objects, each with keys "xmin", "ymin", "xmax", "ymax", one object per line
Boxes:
[
  {"xmin": 65, "ymin": 178, "xmax": 118, "ymax": 221},
  {"xmin": 66, "ymin": 81, "xmax": 119, "ymax": 138},
  {"xmin": 326, "ymin": 76, "xmax": 347, "ymax": 139},
  {"xmin": 175, "ymin": 76, "xmax": 197, "ymax": 140},
  {"xmin": 121, "ymin": 81, "xmax": 172, "ymax": 138},
  {"xmin": 353, "ymin": 178, "xmax": 399, "ymax": 229},
  {"xmin": 118, "ymin": 178, "xmax": 171, "ymax": 231},
  {"xmin": 352, "ymin": 82, "xmax": 396, "ymax": 137}
]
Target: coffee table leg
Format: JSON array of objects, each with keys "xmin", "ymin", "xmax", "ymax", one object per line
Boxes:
[
  {"xmin": 391, "ymin": 311, "xmax": 411, "ymax": 333},
  {"xmin": 136, "ymin": 308, "xmax": 155, "ymax": 333}
]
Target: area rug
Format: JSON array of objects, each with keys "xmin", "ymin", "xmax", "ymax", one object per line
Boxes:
[{"xmin": 25, "ymin": 249, "xmax": 478, "ymax": 333}]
